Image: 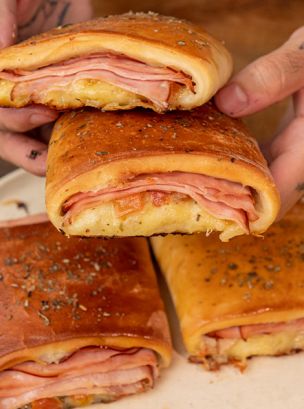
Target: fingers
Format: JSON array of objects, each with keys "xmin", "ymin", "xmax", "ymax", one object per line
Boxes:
[
  {"xmin": 293, "ymin": 85, "xmax": 304, "ymax": 117},
  {"xmin": 0, "ymin": 106, "xmax": 57, "ymax": 175},
  {"xmin": 269, "ymin": 89, "xmax": 304, "ymax": 219},
  {"xmin": 0, "ymin": 0, "xmax": 17, "ymax": 48},
  {"xmin": 18, "ymin": 0, "xmax": 93, "ymax": 40},
  {"xmin": 215, "ymin": 26, "xmax": 304, "ymax": 117},
  {"xmin": 0, "ymin": 105, "xmax": 57, "ymax": 175},
  {"xmin": 64, "ymin": 0, "xmax": 93, "ymax": 24},
  {"xmin": 38, "ymin": 123, "xmax": 54, "ymax": 144},
  {"xmin": 0, "ymin": 131, "xmax": 48, "ymax": 176},
  {"xmin": 0, "ymin": 106, "xmax": 58, "ymax": 133},
  {"xmin": 270, "ymin": 119, "xmax": 304, "ymax": 219}
]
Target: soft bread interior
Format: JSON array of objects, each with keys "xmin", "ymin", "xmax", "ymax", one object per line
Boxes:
[
  {"xmin": 46, "ymin": 155, "xmax": 280, "ymax": 241},
  {"xmin": 218, "ymin": 331, "xmax": 304, "ymax": 362},
  {"xmin": 198, "ymin": 331, "xmax": 304, "ymax": 369},
  {"xmin": 0, "ymin": 79, "xmax": 149, "ymax": 110},
  {"xmin": 0, "ymin": 78, "xmax": 189, "ymax": 112},
  {"xmin": 62, "ymin": 199, "xmax": 236, "ymax": 240}
]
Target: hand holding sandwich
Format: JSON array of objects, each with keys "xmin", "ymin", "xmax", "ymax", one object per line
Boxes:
[
  {"xmin": 0, "ymin": 0, "xmax": 92, "ymax": 175},
  {"xmin": 216, "ymin": 26, "xmax": 304, "ymax": 218},
  {"xmin": 0, "ymin": 10, "xmax": 302, "ymax": 221}
]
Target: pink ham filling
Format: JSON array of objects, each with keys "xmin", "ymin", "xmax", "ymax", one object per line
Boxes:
[
  {"xmin": 208, "ymin": 317, "xmax": 304, "ymax": 340},
  {"xmin": 62, "ymin": 172, "xmax": 258, "ymax": 232},
  {"xmin": 0, "ymin": 347, "xmax": 158, "ymax": 409},
  {"xmin": 0, "ymin": 53, "xmax": 194, "ymax": 109}
]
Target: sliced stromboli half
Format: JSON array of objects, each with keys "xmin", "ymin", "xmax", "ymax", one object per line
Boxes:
[
  {"xmin": 46, "ymin": 104, "xmax": 279, "ymax": 241},
  {"xmin": 151, "ymin": 202, "xmax": 304, "ymax": 370},
  {"xmin": 0, "ymin": 12, "xmax": 232, "ymax": 112},
  {"xmin": 0, "ymin": 221, "xmax": 171, "ymax": 409}
]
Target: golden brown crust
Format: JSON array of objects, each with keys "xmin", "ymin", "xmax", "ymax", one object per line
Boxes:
[
  {"xmin": 0, "ymin": 222, "xmax": 172, "ymax": 370},
  {"xmin": 0, "ymin": 13, "xmax": 228, "ymax": 69},
  {"xmin": 0, "ymin": 13, "xmax": 232, "ymax": 111},
  {"xmin": 46, "ymin": 103, "xmax": 280, "ymax": 240},
  {"xmin": 48, "ymin": 104, "xmax": 265, "ymax": 176},
  {"xmin": 151, "ymin": 201, "xmax": 304, "ymax": 356}
]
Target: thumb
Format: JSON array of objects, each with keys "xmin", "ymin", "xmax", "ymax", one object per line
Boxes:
[
  {"xmin": 0, "ymin": 0, "xmax": 17, "ymax": 48},
  {"xmin": 215, "ymin": 26, "xmax": 304, "ymax": 117},
  {"xmin": 268, "ymin": 88, "xmax": 304, "ymax": 219}
]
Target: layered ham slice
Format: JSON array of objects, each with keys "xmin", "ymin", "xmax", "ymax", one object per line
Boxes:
[
  {"xmin": 192, "ymin": 318, "xmax": 304, "ymax": 369},
  {"xmin": 62, "ymin": 172, "xmax": 258, "ymax": 233},
  {"xmin": 0, "ymin": 347, "xmax": 158, "ymax": 409},
  {"xmin": 209, "ymin": 317, "xmax": 304, "ymax": 340},
  {"xmin": 0, "ymin": 53, "xmax": 194, "ymax": 109}
]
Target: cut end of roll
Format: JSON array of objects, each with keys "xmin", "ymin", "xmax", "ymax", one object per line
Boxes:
[{"xmin": 0, "ymin": 13, "xmax": 232, "ymax": 112}]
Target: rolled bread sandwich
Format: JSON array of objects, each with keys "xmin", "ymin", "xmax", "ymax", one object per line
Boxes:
[
  {"xmin": 46, "ymin": 103, "xmax": 279, "ymax": 241},
  {"xmin": 0, "ymin": 12, "xmax": 232, "ymax": 112},
  {"xmin": 151, "ymin": 202, "xmax": 304, "ymax": 370},
  {"xmin": 0, "ymin": 221, "xmax": 171, "ymax": 408}
]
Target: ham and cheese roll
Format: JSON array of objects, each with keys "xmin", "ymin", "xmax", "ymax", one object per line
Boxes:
[
  {"xmin": 46, "ymin": 104, "xmax": 279, "ymax": 241},
  {"xmin": 151, "ymin": 202, "xmax": 304, "ymax": 370},
  {"xmin": 0, "ymin": 12, "xmax": 232, "ymax": 112},
  {"xmin": 0, "ymin": 221, "xmax": 171, "ymax": 409}
]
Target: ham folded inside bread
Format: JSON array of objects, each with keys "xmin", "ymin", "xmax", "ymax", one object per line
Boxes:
[
  {"xmin": 0, "ymin": 13, "xmax": 232, "ymax": 112},
  {"xmin": 0, "ymin": 53, "xmax": 193, "ymax": 112},
  {"xmin": 151, "ymin": 202, "xmax": 304, "ymax": 370},
  {"xmin": 46, "ymin": 104, "xmax": 279, "ymax": 241},
  {"xmin": 1, "ymin": 348, "xmax": 157, "ymax": 409},
  {"xmin": 62, "ymin": 172, "xmax": 258, "ymax": 234},
  {"xmin": 0, "ymin": 222, "xmax": 171, "ymax": 408}
]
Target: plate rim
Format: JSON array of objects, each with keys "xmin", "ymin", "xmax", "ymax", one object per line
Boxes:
[{"xmin": 0, "ymin": 168, "xmax": 29, "ymax": 188}]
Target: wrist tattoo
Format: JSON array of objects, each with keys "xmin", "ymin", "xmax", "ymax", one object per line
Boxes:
[
  {"xmin": 57, "ymin": 2, "xmax": 71, "ymax": 26},
  {"xmin": 19, "ymin": 0, "xmax": 71, "ymax": 33},
  {"xmin": 27, "ymin": 150, "xmax": 42, "ymax": 160}
]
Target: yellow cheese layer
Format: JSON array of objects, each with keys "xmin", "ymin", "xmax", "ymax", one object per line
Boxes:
[
  {"xmin": 0, "ymin": 78, "xmax": 147, "ymax": 110},
  {"xmin": 226, "ymin": 331, "xmax": 304, "ymax": 361},
  {"xmin": 63, "ymin": 199, "xmax": 232, "ymax": 238}
]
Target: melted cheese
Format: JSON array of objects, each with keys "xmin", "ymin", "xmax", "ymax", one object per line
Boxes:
[
  {"xmin": 44, "ymin": 79, "xmax": 147, "ymax": 110},
  {"xmin": 0, "ymin": 76, "xmax": 188, "ymax": 111},
  {"xmin": 201, "ymin": 332, "xmax": 304, "ymax": 367},
  {"xmin": 226, "ymin": 331, "xmax": 304, "ymax": 361},
  {"xmin": 63, "ymin": 199, "xmax": 236, "ymax": 238},
  {"xmin": 0, "ymin": 78, "xmax": 147, "ymax": 110}
]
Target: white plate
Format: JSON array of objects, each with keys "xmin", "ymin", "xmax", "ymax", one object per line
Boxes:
[
  {"xmin": 0, "ymin": 169, "xmax": 302, "ymax": 409},
  {"xmin": 0, "ymin": 169, "xmax": 45, "ymax": 219}
]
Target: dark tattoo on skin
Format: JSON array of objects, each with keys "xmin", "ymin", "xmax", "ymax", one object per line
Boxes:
[
  {"xmin": 296, "ymin": 182, "xmax": 304, "ymax": 191},
  {"xmin": 57, "ymin": 2, "xmax": 71, "ymax": 26},
  {"xmin": 19, "ymin": 0, "xmax": 71, "ymax": 31},
  {"xmin": 27, "ymin": 150, "xmax": 42, "ymax": 160}
]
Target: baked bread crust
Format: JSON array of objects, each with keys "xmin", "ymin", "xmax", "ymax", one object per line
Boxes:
[
  {"xmin": 46, "ymin": 104, "xmax": 280, "ymax": 241},
  {"xmin": 151, "ymin": 202, "xmax": 304, "ymax": 358},
  {"xmin": 0, "ymin": 12, "xmax": 232, "ymax": 111},
  {"xmin": 0, "ymin": 222, "xmax": 172, "ymax": 371}
]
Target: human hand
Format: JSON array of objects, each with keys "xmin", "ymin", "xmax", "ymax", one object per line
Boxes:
[
  {"xmin": 0, "ymin": 0, "xmax": 92, "ymax": 175},
  {"xmin": 215, "ymin": 27, "xmax": 304, "ymax": 219}
]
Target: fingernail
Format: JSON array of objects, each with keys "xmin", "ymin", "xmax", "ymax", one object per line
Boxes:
[
  {"xmin": 30, "ymin": 113, "xmax": 56, "ymax": 125},
  {"xmin": 216, "ymin": 83, "xmax": 248, "ymax": 116}
]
